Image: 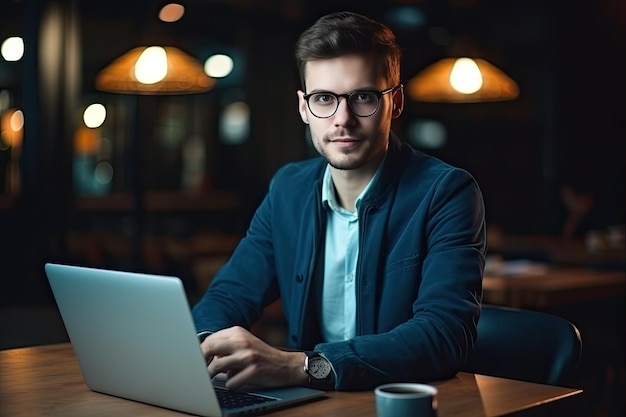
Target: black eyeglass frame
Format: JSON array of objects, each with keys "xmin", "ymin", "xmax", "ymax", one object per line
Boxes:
[{"xmin": 303, "ymin": 84, "xmax": 403, "ymax": 119}]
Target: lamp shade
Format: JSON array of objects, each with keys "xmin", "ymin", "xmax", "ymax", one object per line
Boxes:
[
  {"xmin": 407, "ymin": 57, "xmax": 519, "ymax": 103},
  {"xmin": 95, "ymin": 46, "xmax": 215, "ymax": 94}
]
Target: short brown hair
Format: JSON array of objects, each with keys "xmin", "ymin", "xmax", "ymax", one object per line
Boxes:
[{"xmin": 295, "ymin": 11, "xmax": 401, "ymax": 91}]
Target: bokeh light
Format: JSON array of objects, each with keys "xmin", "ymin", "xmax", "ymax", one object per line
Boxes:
[
  {"xmin": 83, "ymin": 103, "xmax": 106, "ymax": 128},
  {"xmin": 159, "ymin": 3, "xmax": 185, "ymax": 23},
  {"xmin": 408, "ymin": 119, "xmax": 447, "ymax": 149},
  {"xmin": 1, "ymin": 108, "xmax": 24, "ymax": 147},
  {"xmin": 219, "ymin": 101, "xmax": 250, "ymax": 144},
  {"xmin": 204, "ymin": 54, "xmax": 234, "ymax": 78},
  {"xmin": 1, "ymin": 37, "xmax": 24, "ymax": 62},
  {"xmin": 94, "ymin": 161, "xmax": 114, "ymax": 185}
]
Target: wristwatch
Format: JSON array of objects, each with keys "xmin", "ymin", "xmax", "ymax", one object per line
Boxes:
[{"xmin": 303, "ymin": 351, "xmax": 333, "ymax": 388}]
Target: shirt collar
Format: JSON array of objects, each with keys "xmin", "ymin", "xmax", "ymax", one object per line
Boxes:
[{"xmin": 321, "ymin": 156, "xmax": 386, "ymax": 214}]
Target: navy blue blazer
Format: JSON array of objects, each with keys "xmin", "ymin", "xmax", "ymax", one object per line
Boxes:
[{"xmin": 192, "ymin": 133, "xmax": 486, "ymax": 390}]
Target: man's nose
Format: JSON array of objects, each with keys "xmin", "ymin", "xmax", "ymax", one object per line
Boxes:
[{"xmin": 333, "ymin": 97, "xmax": 355, "ymax": 123}]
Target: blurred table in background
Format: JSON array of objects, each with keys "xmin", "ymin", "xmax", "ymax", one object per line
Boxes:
[
  {"xmin": 482, "ymin": 266, "xmax": 625, "ymax": 309},
  {"xmin": 487, "ymin": 231, "xmax": 625, "ymax": 270}
]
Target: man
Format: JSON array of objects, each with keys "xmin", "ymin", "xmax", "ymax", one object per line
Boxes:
[{"xmin": 192, "ymin": 11, "xmax": 486, "ymax": 392}]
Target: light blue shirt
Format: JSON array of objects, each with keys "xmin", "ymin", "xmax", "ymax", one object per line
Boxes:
[{"xmin": 320, "ymin": 163, "xmax": 383, "ymax": 343}]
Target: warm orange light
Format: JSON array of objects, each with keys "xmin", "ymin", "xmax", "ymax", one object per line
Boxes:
[
  {"xmin": 1, "ymin": 108, "xmax": 24, "ymax": 147},
  {"xmin": 95, "ymin": 46, "xmax": 215, "ymax": 95},
  {"xmin": 74, "ymin": 125, "xmax": 99, "ymax": 155},
  {"xmin": 159, "ymin": 3, "xmax": 185, "ymax": 23},
  {"xmin": 407, "ymin": 57, "xmax": 519, "ymax": 103}
]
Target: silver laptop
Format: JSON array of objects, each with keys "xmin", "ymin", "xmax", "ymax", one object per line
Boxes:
[{"xmin": 44, "ymin": 263, "xmax": 325, "ymax": 417}]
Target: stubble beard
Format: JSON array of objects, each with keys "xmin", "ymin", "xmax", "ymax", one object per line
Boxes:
[{"xmin": 312, "ymin": 132, "xmax": 369, "ymax": 171}]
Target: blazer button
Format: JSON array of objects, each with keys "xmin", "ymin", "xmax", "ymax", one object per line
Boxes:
[{"xmin": 296, "ymin": 274, "xmax": 304, "ymax": 283}]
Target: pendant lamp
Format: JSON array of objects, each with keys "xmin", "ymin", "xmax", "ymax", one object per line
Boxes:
[
  {"xmin": 95, "ymin": 46, "xmax": 214, "ymax": 95},
  {"xmin": 407, "ymin": 57, "xmax": 519, "ymax": 103}
]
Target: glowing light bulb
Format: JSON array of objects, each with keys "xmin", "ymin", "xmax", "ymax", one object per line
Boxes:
[
  {"xmin": 135, "ymin": 47, "xmax": 167, "ymax": 84},
  {"xmin": 449, "ymin": 58, "xmax": 483, "ymax": 94}
]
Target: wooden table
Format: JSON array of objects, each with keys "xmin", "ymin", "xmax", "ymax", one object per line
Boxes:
[
  {"xmin": 0, "ymin": 343, "xmax": 582, "ymax": 417},
  {"xmin": 482, "ymin": 267, "xmax": 625, "ymax": 309}
]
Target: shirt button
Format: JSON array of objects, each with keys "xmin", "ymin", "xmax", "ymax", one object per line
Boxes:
[{"xmin": 346, "ymin": 273, "xmax": 354, "ymax": 282}]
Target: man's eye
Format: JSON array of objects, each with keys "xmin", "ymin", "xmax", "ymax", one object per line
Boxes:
[
  {"xmin": 353, "ymin": 92, "xmax": 375, "ymax": 102},
  {"xmin": 313, "ymin": 94, "xmax": 335, "ymax": 104}
]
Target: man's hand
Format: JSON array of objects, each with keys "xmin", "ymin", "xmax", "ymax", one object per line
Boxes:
[{"xmin": 200, "ymin": 326, "xmax": 308, "ymax": 390}]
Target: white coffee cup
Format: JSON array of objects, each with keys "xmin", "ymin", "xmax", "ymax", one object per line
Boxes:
[{"xmin": 374, "ymin": 383, "xmax": 438, "ymax": 417}]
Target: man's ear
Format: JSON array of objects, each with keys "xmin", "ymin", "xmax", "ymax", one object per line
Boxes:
[
  {"xmin": 392, "ymin": 87, "xmax": 405, "ymax": 119},
  {"xmin": 297, "ymin": 90, "xmax": 309, "ymax": 124}
]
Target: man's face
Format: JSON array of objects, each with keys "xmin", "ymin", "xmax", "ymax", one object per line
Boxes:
[{"xmin": 297, "ymin": 54, "xmax": 401, "ymax": 172}]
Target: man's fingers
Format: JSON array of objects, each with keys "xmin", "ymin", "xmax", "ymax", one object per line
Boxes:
[
  {"xmin": 224, "ymin": 366, "xmax": 256, "ymax": 391},
  {"xmin": 202, "ymin": 336, "xmax": 237, "ymax": 361},
  {"xmin": 200, "ymin": 326, "xmax": 273, "ymax": 388},
  {"xmin": 208, "ymin": 353, "xmax": 240, "ymax": 377}
]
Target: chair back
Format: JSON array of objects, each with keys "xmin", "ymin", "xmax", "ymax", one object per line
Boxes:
[{"xmin": 463, "ymin": 304, "xmax": 582, "ymax": 386}]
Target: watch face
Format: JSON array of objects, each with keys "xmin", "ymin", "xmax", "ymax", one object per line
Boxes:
[{"xmin": 309, "ymin": 356, "xmax": 331, "ymax": 379}]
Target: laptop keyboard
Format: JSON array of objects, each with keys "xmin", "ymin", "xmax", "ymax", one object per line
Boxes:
[{"xmin": 214, "ymin": 386, "xmax": 278, "ymax": 409}]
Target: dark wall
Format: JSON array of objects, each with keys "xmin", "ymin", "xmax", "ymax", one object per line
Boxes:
[{"xmin": 0, "ymin": 0, "xmax": 624, "ymax": 305}]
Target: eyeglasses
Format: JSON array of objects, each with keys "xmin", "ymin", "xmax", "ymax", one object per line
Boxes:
[{"xmin": 303, "ymin": 84, "xmax": 402, "ymax": 118}]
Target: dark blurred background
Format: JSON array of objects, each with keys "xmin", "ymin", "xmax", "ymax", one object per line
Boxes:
[{"xmin": 0, "ymin": 0, "xmax": 624, "ymax": 415}]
